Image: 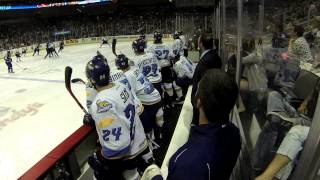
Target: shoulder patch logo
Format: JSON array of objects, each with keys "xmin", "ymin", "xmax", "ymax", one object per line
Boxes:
[{"xmin": 96, "ymin": 100, "xmax": 112, "ymax": 113}]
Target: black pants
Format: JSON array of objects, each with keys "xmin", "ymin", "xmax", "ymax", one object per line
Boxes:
[
  {"xmin": 91, "ymin": 147, "xmax": 153, "ymax": 180},
  {"xmin": 183, "ymin": 49, "xmax": 188, "ymax": 57},
  {"xmin": 176, "ymin": 77, "xmax": 191, "ymax": 97},
  {"xmin": 139, "ymin": 102, "xmax": 161, "ymax": 133},
  {"xmin": 152, "ymin": 82, "xmax": 162, "ymax": 97},
  {"xmin": 33, "ymin": 49, "xmax": 39, "ymax": 56}
]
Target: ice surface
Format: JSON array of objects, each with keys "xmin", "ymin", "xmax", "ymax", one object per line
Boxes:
[{"xmin": 0, "ymin": 42, "xmax": 134, "ymax": 179}]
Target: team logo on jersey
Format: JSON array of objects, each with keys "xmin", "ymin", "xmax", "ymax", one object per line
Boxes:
[
  {"xmin": 98, "ymin": 118, "xmax": 114, "ymax": 129},
  {"xmin": 96, "ymin": 100, "xmax": 112, "ymax": 113}
]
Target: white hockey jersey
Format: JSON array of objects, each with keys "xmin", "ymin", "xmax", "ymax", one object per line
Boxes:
[
  {"xmin": 179, "ymin": 35, "xmax": 187, "ymax": 49},
  {"xmin": 172, "ymin": 39, "xmax": 184, "ymax": 56},
  {"xmin": 147, "ymin": 43, "xmax": 172, "ymax": 68},
  {"xmin": 173, "ymin": 56, "xmax": 195, "ymax": 79},
  {"xmin": 91, "ymin": 82, "xmax": 147, "ymax": 159},
  {"xmin": 48, "ymin": 43, "xmax": 54, "ymax": 49},
  {"xmin": 124, "ymin": 67, "xmax": 161, "ymax": 105},
  {"xmin": 132, "ymin": 53, "xmax": 162, "ymax": 84},
  {"xmin": 86, "ymin": 82, "xmax": 98, "ymax": 114},
  {"xmin": 86, "ymin": 68, "xmax": 143, "ymax": 115}
]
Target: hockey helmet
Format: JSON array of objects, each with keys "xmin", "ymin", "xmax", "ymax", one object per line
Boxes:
[
  {"xmin": 115, "ymin": 54, "xmax": 129, "ymax": 70},
  {"xmin": 154, "ymin": 31, "xmax": 163, "ymax": 43},
  {"xmin": 85, "ymin": 55, "xmax": 110, "ymax": 87},
  {"xmin": 132, "ymin": 39, "xmax": 145, "ymax": 53},
  {"xmin": 173, "ymin": 31, "xmax": 180, "ymax": 39}
]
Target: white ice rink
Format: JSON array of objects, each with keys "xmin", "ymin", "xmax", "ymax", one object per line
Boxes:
[{"xmin": 0, "ymin": 42, "xmax": 135, "ymax": 180}]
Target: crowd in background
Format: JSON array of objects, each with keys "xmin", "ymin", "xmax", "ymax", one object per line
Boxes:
[
  {"xmin": 0, "ymin": 7, "xmax": 212, "ymax": 51},
  {"xmin": 1, "ymin": 1, "xmax": 319, "ymax": 52}
]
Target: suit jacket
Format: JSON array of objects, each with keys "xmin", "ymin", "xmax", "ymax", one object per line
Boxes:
[{"xmin": 191, "ymin": 49, "xmax": 222, "ymax": 106}]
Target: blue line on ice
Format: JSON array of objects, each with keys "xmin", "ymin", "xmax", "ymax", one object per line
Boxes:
[{"xmin": 0, "ymin": 76, "xmax": 64, "ymax": 83}]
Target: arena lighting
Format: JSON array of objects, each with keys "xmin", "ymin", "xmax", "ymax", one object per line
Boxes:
[{"xmin": 0, "ymin": 0, "xmax": 112, "ymax": 11}]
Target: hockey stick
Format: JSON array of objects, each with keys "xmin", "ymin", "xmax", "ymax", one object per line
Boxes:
[
  {"xmin": 65, "ymin": 66, "xmax": 88, "ymax": 114},
  {"xmin": 112, "ymin": 38, "xmax": 118, "ymax": 57},
  {"xmin": 12, "ymin": 61, "xmax": 27, "ymax": 70},
  {"xmin": 71, "ymin": 78, "xmax": 86, "ymax": 85}
]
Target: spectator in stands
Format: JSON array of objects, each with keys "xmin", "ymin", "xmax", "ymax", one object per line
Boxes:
[
  {"xmin": 272, "ymin": 24, "xmax": 289, "ymax": 48},
  {"xmin": 241, "ymin": 38, "xmax": 268, "ymax": 92},
  {"xmin": 191, "ymin": 33, "xmax": 222, "ymax": 125},
  {"xmin": 255, "ymin": 125, "xmax": 310, "ymax": 180},
  {"xmin": 253, "ymin": 78, "xmax": 320, "ymax": 175},
  {"xmin": 288, "ymin": 25, "xmax": 313, "ymax": 63},
  {"xmin": 239, "ymin": 38, "xmax": 268, "ymax": 114},
  {"xmin": 142, "ymin": 69, "xmax": 241, "ymax": 180},
  {"xmin": 312, "ymin": 16, "xmax": 320, "ymax": 67}
]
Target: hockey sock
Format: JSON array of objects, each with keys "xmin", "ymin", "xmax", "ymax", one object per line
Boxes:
[
  {"xmin": 173, "ymin": 81, "xmax": 183, "ymax": 99},
  {"xmin": 122, "ymin": 168, "xmax": 140, "ymax": 180},
  {"xmin": 156, "ymin": 108, "xmax": 164, "ymax": 127}
]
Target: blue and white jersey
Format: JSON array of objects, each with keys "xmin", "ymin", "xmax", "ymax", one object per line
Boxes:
[
  {"xmin": 91, "ymin": 83, "xmax": 147, "ymax": 159},
  {"xmin": 124, "ymin": 67, "xmax": 161, "ymax": 105},
  {"xmin": 173, "ymin": 56, "xmax": 195, "ymax": 79},
  {"xmin": 172, "ymin": 39, "xmax": 184, "ymax": 56},
  {"xmin": 110, "ymin": 68, "xmax": 143, "ymax": 115},
  {"xmin": 86, "ymin": 82, "xmax": 97, "ymax": 115},
  {"xmin": 147, "ymin": 43, "xmax": 172, "ymax": 68},
  {"xmin": 179, "ymin": 35, "xmax": 187, "ymax": 49},
  {"xmin": 4, "ymin": 57, "xmax": 12, "ymax": 64},
  {"xmin": 48, "ymin": 43, "xmax": 54, "ymax": 49},
  {"xmin": 132, "ymin": 53, "xmax": 162, "ymax": 84},
  {"xmin": 86, "ymin": 68, "xmax": 143, "ymax": 115}
]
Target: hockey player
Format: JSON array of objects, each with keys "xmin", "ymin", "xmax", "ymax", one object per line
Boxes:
[
  {"xmin": 86, "ymin": 53, "xmax": 143, "ymax": 117},
  {"xmin": 52, "ymin": 43, "xmax": 59, "ymax": 58},
  {"xmin": 84, "ymin": 55, "xmax": 153, "ymax": 179},
  {"xmin": 4, "ymin": 51, "xmax": 14, "ymax": 73},
  {"xmin": 44, "ymin": 42, "xmax": 58, "ymax": 59},
  {"xmin": 173, "ymin": 54, "xmax": 195, "ymax": 98},
  {"xmin": 44, "ymin": 42, "xmax": 51, "ymax": 59},
  {"xmin": 132, "ymin": 39, "xmax": 162, "ymax": 97},
  {"xmin": 178, "ymin": 31, "xmax": 188, "ymax": 57},
  {"xmin": 100, "ymin": 37, "xmax": 110, "ymax": 48},
  {"xmin": 187, "ymin": 38, "xmax": 193, "ymax": 51},
  {"xmin": 138, "ymin": 34, "xmax": 147, "ymax": 48},
  {"xmin": 33, "ymin": 44, "xmax": 40, "ymax": 56},
  {"xmin": 21, "ymin": 47, "xmax": 27, "ymax": 56},
  {"xmin": 116, "ymin": 54, "xmax": 163, "ymax": 149},
  {"xmin": 15, "ymin": 50, "xmax": 21, "ymax": 62},
  {"xmin": 148, "ymin": 31, "xmax": 183, "ymax": 107},
  {"xmin": 172, "ymin": 31, "xmax": 184, "ymax": 57},
  {"xmin": 58, "ymin": 41, "xmax": 64, "ymax": 52}
]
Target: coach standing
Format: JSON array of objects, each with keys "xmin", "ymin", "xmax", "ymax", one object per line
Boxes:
[{"xmin": 191, "ymin": 33, "xmax": 222, "ymax": 125}]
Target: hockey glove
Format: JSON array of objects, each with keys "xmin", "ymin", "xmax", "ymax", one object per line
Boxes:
[
  {"xmin": 83, "ymin": 113, "xmax": 95, "ymax": 126},
  {"xmin": 88, "ymin": 151, "xmax": 109, "ymax": 173}
]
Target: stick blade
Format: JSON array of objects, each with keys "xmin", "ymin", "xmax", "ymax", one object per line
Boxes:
[
  {"xmin": 71, "ymin": 78, "xmax": 86, "ymax": 84},
  {"xmin": 71, "ymin": 78, "xmax": 80, "ymax": 83},
  {"xmin": 65, "ymin": 66, "xmax": 72, "ymax": 90}
]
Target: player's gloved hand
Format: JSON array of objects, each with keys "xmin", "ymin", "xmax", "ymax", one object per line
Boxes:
[
  {"xmin": 88, "ymin": 151, "xmax": 108, "ymax": 173},
  {"xmin": 83, "ymin": 113, "xmax": 95, "ymax": 126}
]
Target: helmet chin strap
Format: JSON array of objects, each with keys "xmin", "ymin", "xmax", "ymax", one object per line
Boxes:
[{"xmin": 89, "ymin": 79, "xmax": 98, "ymax": 90}]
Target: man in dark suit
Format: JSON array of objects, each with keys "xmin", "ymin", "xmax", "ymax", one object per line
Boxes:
[{"xmin": 191, "ymin": 33, "xmax": 222, "ymax": 125}]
